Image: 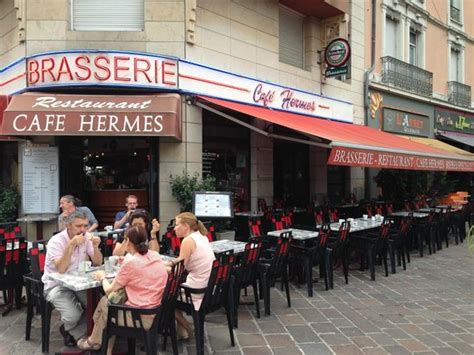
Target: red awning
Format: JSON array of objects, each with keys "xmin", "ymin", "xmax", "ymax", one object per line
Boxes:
[{"xmin": 197, "ymin": 96, "xmax": 474, "ymax": 172}]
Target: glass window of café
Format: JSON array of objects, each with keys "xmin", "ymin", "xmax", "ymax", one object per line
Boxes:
[
  {"xmin": 58, "ymin": 137, "xmax": 157, "ymax": 227},
  {"xmin": 327, "ymin": 164, "xmax": 349, "ymax": 204},
  {"xmin": 203, "ymin": 109, "xmax": 251, "ymax": 212},
  {"xmin": 273, "ymin": 140, "xmax": 309, "ymax": 208}
]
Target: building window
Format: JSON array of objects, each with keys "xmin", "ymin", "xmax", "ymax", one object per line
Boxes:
[
  {"xmin": 450, "ymin": 47, "xmax": 461, "ymax": 82},
  {"xmin": 203, "ymin": 110, "xmax": 251, "ymax": 212},
  {"xmin": 384, "ymin": 16, "xmax": 399, "ymax": 59},
  {"xmin": 279, "ymin": 7, "xmax": 304, "ymax": 69},
  {"xmin": 409, "ymin": 29, "xmax": 418, "ymax": 66},
  {"xmin": 450, "ymin": 0, "xmax": 461, "ymax": 23},
  {"xmin": 71, "ymin": 0, "xmax": 144, "ymax": 31}
]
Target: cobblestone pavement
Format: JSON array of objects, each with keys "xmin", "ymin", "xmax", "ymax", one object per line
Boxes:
[{"xmin": 1, "ymin": 241, "xmax": 473, "ymax": 354}]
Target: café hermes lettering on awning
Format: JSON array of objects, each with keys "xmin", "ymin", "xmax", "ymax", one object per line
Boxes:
[
  {"xmin": 0, "ymin": 50, "xmax": 354, "ymax": 123},
  {"xmin": 1, "ymin": 93, "xmax": 182, "ymax": 139}
]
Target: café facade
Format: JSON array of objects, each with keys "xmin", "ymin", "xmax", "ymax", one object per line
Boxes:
[{"xmin": 1, "ymin": 50, "xmax": 474, "ymax": 236}]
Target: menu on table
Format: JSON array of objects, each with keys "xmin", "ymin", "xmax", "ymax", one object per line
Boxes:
[{"xmin": 21, "ymin": 144, "xmax": 59, "ymax": 214}]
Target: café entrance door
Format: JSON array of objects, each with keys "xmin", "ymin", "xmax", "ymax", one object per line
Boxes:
[{"xmin": 59, "ymin": 137, "xmax": 158, "ymax": 228}]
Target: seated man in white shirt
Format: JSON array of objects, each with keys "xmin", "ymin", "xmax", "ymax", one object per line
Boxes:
[{"xmin": 42, "ymin": 210, "xmax": 103, "ymax": 347}]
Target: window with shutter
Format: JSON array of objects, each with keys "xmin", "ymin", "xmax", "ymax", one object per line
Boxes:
[
  {"xmin": 279, "ymin": 7, "xmax": 304, "ymax": 69},
  {"xmin": 384, "ymin": 17, "xmax": 398, "ymax": 58},
  {"xmin": 71, "ymin": 0, "xmax": 144, "ymax": 31},
  {"xmin": 450, "ymin": 48, "xmax": 460, "ymax": 82},
  {"xmin": 409, "ymin": 29, "xmax": 418, "ymax": 66}
]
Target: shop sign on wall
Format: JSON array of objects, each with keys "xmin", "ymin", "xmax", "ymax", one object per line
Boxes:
[
  {"xmin": 382, "ymin": 107, "xmax": 429, "ymax": 137},
  {"xmin": 2, "ymin": 93, "xmax": 182, "ymax": 139},
  {"xmin": 179, "ymin": 61, "xmax": 353, "ymax": 123},
  {"xmin": 434, "ymin": 108, "xmax": 474, "ymax": 135},
  {"xmin": 328, "ymin": 146, "xmax": 474, "ymax": 172},
  {"xmin": 21, "ymin": 144, "xmax": 59, "ymax": 214},
  {"xmin": 1, "ymin": 50, "xmax": 354, "ymax": 123},
  {"xmin": 26, "ymin": 52, "xmax": 178, "ymax": 90},
  {"xmin": 324, "ymin": 38, "xmax": 351, "ymax": 78}
]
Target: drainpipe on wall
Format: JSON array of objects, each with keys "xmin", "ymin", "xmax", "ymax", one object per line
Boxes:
[{"xmin": 363, "ymin": 0, "xmax": 377, "ymax": 200}]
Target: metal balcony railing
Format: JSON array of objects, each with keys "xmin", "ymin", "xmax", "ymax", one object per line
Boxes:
[
  {"xmin": 450, "ymin": 6, "xmax": 461, "ymax": 23},
  {"xmin": 448, "ymin": 81, "xmax": 471, "ymax": 107},
  {"xmin": 381, "ymin": 56, "xmax": 433, "ymax": 97}
]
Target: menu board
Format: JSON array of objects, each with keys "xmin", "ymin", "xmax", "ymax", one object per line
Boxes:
[
  {"xmin": 21, "ymin": 144, "xmax": 59, "ymax": 214},
  {"xmin": 192, "ymin": 191, "xmax": 233, "ymax": 219},
  {"xmin": 202, "ymin": 151, "xmax": 218, "ymax": 176}
]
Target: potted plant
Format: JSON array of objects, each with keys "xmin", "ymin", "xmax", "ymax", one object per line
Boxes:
[
  {"xmin": 0, "ymin": 184, "xmax": 20, "ymax": 223},
  {"xmin": 169, "ymin": 171, "xmax": 217, "ymax": 212}
]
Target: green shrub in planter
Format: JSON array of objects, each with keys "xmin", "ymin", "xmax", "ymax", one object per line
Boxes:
[
  {"xmin": 0, "ymin": 185, "xmax": 20, "ymax": 223},
  {"xmin": 169, "ymin": 171, "xmax": 216, "ymax": 212}
]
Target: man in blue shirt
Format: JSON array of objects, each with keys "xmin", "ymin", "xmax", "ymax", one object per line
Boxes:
[{"xmin": 113, "ymin": 195, "xmax": 138, "ymax": 229}]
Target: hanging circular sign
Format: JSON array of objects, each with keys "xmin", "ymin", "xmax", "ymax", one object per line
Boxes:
[{"xmin": 324, "ymin": 38, "xmax": 351, "ymax": 68}]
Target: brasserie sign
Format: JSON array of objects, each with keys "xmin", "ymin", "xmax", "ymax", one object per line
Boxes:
[{"xmin": 328, "ymin": 146, "xmax": 474, "ymax": 172}]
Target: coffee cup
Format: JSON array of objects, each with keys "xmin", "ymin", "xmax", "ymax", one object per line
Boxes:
[
  {"xmin": 79, "ymin": 260, "xmax": 92, "ymax": 272},
  {"xmin": 338, "ymin": 219, "xmax": 345, "ymax": 224},
  {"xmin": 362, "ymin": 214, "xmax": 368, "ymax": 219}
]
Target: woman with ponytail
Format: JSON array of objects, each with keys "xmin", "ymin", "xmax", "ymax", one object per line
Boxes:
[
  {"xmin": 168, "ymin": 212, "xmax": 215, "ymax": 340},
  {"xmin": 77, "ymin": 225, "xmax": 168, "ymax": 352}
]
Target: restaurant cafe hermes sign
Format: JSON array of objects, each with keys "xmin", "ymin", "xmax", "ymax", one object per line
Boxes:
[{"xmin": 1, "ymin": 93, "xmax": 182, "ymax": 139}]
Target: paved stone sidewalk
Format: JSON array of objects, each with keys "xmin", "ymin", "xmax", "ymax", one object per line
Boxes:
[{"xmin": 1, "ymin": 241, "xmax": 473, "ymax": 354}]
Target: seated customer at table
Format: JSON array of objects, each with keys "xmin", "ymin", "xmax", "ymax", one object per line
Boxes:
[
  {"xmin": 113, "ymin": 194, "xmax": 138, "ymax": 230},
  {"xmin": 113, "ymin": 210, "xmax": 160, "ymax": 256},
  {"xmin": 58, "ymin": 195, "xmax": 99, "ymax": 232},
  {"xmin": 166, "ymin": 212, "xmax": 215, "ymax": 340},
  {"xmin": 77, "ymin": 225, "xmax": 168, "ymax": 352},
  {"xmin": 42, "ymin": 210, "xmax": 103, "ymax": 347}
]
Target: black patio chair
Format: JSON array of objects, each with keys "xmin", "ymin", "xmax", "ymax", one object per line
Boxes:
[
  {"xmin": 232, "ymin": 237, "xmax": 262, "ymax": 327},
  {"xmin": 177, "ymin": 251, "xmax": 236, "ymax": 355},
  {"xmin": 388, "ymin": 215, "xmax": 412, "ymax": 273},
  {"xmin": 327, "ymin": 221, "xmax": 351, "ymax": 287},
  {"xmin": 24, "ymin": 241, "xmax": 54, "ymax": 353},
  {"xmin": 100, "ymin": 260, "xmax": 185, "ymax": 355},
  {"xmin": 289, "ymin": 223, "xmax": 332, "ymax": 297},
  {"xmin": 352, "ymin": 219, "xmax": 391, "ymax": 281},
  {"xmin": 1, "ymin": 235, "xmax": 27, "ymax": 316},
  {"xmin": 258, "ymin": 231, "xmax": 292, "ymax": 316}
]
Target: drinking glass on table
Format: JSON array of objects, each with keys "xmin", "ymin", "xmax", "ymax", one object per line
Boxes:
[{"xmin": 104, "ymin": 257, "xmax": 113, "ymax": 273}]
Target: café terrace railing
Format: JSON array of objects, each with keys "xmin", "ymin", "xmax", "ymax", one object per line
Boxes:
[
  {"xmin": 381, "ymin": 56, "xmax": 433, "ymax": 98},
  {"xmin": 448, "ymin": 81, "xmax": 471, "ymax": 108}
]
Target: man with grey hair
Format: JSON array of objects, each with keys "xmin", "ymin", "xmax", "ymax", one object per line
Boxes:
[{"xmin": 42, "ymin": 210, "xmax": 103, "ymax": 347}]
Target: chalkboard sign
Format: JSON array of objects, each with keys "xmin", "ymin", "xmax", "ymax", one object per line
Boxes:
[
  {"xmin": 21, "ymin": 144, "xmax": 59, "ymax": 214},
  {"xmin": 192, "ymin": 191, "xmax": 233, "ymax": 219}
]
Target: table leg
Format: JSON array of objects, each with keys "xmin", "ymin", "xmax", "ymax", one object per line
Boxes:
[
  {"xmin": 36, "ymin": 221, "xmax": 44, "ymax": 241},
  {"xmin": 87, "ymin": 287, "xmax": 100, "ymax": 335}
]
